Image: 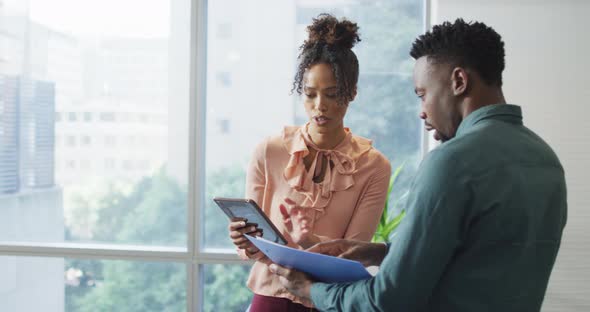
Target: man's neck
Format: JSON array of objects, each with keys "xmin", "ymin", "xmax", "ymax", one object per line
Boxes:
[{"xmin": 461, "ymin": 87, "xmax": 507, "ymax": 118}]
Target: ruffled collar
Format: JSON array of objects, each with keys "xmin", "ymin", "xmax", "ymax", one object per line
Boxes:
[{"xmin": 282, "ymin": 123, "xmax": 372, "ymax": 214}]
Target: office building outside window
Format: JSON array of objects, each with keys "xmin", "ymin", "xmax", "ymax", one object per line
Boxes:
[{"xmin": 0, "ymin": 0, "xmax": 424, "ymax": 311}]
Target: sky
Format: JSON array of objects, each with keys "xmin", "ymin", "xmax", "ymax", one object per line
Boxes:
[{"xmin": 28, "ymin": 0, "xmax": 171, "ymax": 37}]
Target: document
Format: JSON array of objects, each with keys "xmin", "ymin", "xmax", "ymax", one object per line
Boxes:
[{"xmin": 245, "ymin": 234, "xmax": 372, "ymax": 283}]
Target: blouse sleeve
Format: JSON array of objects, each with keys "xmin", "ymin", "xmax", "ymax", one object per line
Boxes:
[
  {"xmin": 245, "ymin": 138, "xmax": 268, "ymax": 206},
  {"xmin": 343, "ymin": 157, "xmax": 392, "ymax": 241},
  {"xmin": 237, "ymin": 138, "xmax": 268, "ymax": 260}
]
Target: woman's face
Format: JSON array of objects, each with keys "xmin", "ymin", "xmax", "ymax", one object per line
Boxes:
[{"xmin": 303, "ymin": 63, "xmax": 351, "ymax": 135}]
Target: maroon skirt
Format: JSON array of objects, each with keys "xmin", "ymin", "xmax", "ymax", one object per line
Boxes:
[{"xmin": 249, "ymin": 294, "xmax": 318, "ymax": 312}]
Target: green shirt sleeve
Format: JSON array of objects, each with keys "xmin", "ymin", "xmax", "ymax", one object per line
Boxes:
[{"xmin": 311, "ymin": 150, "xmax": 470, "ymax": 311}]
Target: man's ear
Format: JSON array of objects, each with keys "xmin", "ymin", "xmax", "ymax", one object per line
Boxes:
[
  {"xmin": 451, "ymin": 67, "xmax": 469, "ymax": 96},
  {"xmin": 351, "ymin": 87, "xmax": 357, "ymax": 102}
]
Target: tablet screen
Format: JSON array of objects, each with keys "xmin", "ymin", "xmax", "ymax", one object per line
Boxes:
[{"xmin": 213, "ymin": 198, "xmax": 287, "ymax": 245}]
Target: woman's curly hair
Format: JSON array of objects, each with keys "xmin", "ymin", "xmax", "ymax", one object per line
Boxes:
[{"xmin": 292, "ymin": 14, "xmax": 361, "ymax": 105}]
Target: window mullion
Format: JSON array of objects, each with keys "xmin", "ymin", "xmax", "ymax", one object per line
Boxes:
[
  {"xmin": 0, "ymin": 242, "xmax": 189, "ymax": 263},
  {"xmin": 189, "ymin": 0, "xmax": 209, "ymax": 311}
]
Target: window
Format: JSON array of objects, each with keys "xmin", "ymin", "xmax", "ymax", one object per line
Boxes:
[
  {"xmin": 81, "ymin": 135, "xmax": 91, "ymax": 146},
  {"xmin": 122, "ymin": 159, "xmax": 133, "ymax": 170},
  {"xmin": 1, "ymin": 0, "xmax": 190, "ymax": 310},
  {"xmin": 83, "ymin": 112, "xmax": 92, "ymax": 122},
  {"xmin": 66, "ymin": 160, "xmax": 76, "ymax": 169},
  {"xmin": 215, "ymin": 71, "xmax": 231, "ymax": 87},
  {"xmin": 216, "ymin": 23, "xmax": 232, "ymax": 39},
  {"xmin": 126, "ymin": 135, "xmax": 137, "ymax": 146},
  {"xmin": 104, "ymin": 158, "xmax": 115, "ymax": 170},
  {"xmin": 103, "ymin": 135, "xmax": 116, "ymax": 147},
  {"xmin": 0, "ymin": 0, "xmax": 425, "ymax": 311},
  {"xmin": 138, "ymin": 159, "xmax": 150, "ymax": 170},
  {"xmin": 1, "ymin": 256, "xmax": 187, "ymax": 312},
  {"xmin": 80, "ymin": 159, "xmax": 91, "ymax": 170},
  {"xmin": 99, "ymin": 112, "xmax": 115, "ymax": 122},
  {"xmin": 66, "ymin": 135, "xmax": 77, "ymax": 147},
  {"xmin": 217, "ymin": 118, "xmax": 230, "ymax": 134},
  {"xmin": 68, "ymin": 112, "xmax": 77, "ymax": 122}
]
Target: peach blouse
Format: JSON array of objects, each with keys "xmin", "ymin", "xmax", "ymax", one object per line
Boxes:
[{"xmin": 243, "ymin": 124, "xmax": 391, "ymax": 307}]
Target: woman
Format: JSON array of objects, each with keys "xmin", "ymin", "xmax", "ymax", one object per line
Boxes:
[{"xmin": 228, "ymin": 13, "xmax": 391, "ymax": 311}]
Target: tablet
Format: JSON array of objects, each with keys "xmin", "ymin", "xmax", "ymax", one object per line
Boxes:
[{"xmin": 213, "ymin": 197, "xmax": 288, "ymax": 245}]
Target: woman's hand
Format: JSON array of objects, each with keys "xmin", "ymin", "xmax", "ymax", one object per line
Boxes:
[
  {"xmin": 228, "ymin": 218, "xmax": 270, "ymax": 264},
  {"xmin": 279, "ymin": 198, "xmax": 319, "ymax": 249}
]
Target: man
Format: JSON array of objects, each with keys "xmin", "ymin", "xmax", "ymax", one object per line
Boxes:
[{"xmin": 268, "ymin": 18, "xmax": 567, "ymax": 311}]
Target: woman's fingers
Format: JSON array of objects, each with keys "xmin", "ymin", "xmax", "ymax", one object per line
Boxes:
[
  {"xmin": 281, "ymin": 202, "xmax": 306, "ymax": 220},
  {"xmin": 245, "ymin": 246, "xmax": 261, "ymax": 256},
  {"xmin": 228, "ymin": 220, "xmax": 247, "ymax": 231},
  {"xmin": 280, "ymin": 204, "xmax": 293, "ymax": 233},
  {"xmin": 230, "ymin": 228, "xmax": 261, "ymax": 239},
  {"xmin": 231, "ymin": 229, "xmax": 263, "ymax": 245},
  {"xmin": 228, "ymin": 217, "xmax": 268, "ymax": 262},
  {"xmin": 236, "ymin": 241, "xmax": 254, "ymax": 249},
  {"xmin": 280, "ymin": 199, "xmax": 315, "ymax": 239},
  {"xmin": 279, "ymin": 204, "xmax": 292, "ymax": 224},
  {"xmin": 232, "ymin": 235, "xmax": 249, "ymax": 244},
  {"xmin": 299, "ymin": 217, "xmax": 311, "ymax": 230},
  {"xmin": 230, "ymin": 227, "xmax": 261, "ymax": 244}
]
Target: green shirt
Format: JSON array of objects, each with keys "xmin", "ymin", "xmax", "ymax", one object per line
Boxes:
[{"xmin": 311, "ymin": 104, "xmax": 567, "ymax": 312}]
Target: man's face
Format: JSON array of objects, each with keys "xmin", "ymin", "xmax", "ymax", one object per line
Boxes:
[{"xmin": 413, "ymin": 56, "xmax": 461, "ymax": 142}]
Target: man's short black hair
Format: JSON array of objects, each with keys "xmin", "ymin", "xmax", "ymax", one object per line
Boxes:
[{"xmin": 410, "ymin": 18, "xmax": 505, "ymax": 87}]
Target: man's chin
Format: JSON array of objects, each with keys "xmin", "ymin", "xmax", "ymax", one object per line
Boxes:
[{"xmin": 433, "ymin": 130, "xmax": 450, "ymax": 142}]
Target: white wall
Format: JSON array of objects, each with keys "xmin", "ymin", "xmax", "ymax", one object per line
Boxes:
[{"xmin": 432, "ymin": 0, "xmax": 590, "ymax": 310}]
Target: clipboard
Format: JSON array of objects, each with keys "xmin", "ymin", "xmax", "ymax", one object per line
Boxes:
[{"xmin": 245, "ymin": 234, "xmax": 372, "ymax": 283}]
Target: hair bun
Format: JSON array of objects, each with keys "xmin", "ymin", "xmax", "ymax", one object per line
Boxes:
[{"xmin": 305, "ymin": 13, "xmax": 360, "ymax": 50}]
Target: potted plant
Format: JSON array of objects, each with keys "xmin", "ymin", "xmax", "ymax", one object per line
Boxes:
[{"xmin": 372, "ymin": 164, "xmax": 406, "ymax": 243}]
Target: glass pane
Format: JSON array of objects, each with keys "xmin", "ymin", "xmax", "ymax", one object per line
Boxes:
[
  {"xmin": 204, "ymin": 0, "xmax": 424, "ymax": 249},
  {"xmin": 0, "ymin": 0, "xmax": 190, "ymax": 246},
  {"xmin": 0, "ymin": 256, "xmax": 186, "ymax": 312},
  {"xmin": 202, "ymin": 264, "xmax": 252, "ymax": 312}
]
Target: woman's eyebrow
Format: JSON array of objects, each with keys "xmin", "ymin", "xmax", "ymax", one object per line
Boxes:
[{"xmin": 304, "ymin": 85, "xmax": 337, "ymax": 91}]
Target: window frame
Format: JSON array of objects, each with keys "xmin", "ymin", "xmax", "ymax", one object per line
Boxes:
[{"xmin": 0, "ymin": 0, "xmax": 431, "ymax": 311}]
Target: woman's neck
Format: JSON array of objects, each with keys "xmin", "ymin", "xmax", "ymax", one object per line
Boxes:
[{"xmin": 308, "ymin": 125, "xmax": 347, "ymax": 150}]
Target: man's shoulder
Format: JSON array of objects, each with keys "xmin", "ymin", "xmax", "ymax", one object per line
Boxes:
[
  {"xmin": 425, "ymin": 122, "xmax": 563, "ymax": 179},
  {"xmin": 419, "ymin": 147, "xmax": 461, "ymax": 178},
  {"xmin": 418, "ymin": 133, "xmax": 492, "ymax": 187}
]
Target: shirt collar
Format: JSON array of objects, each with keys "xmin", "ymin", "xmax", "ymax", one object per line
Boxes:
[{"xmin": 455, "ymin": 104, "xmax": 523, "ymax": 138}]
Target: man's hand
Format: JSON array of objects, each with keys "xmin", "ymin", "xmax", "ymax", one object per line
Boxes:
[
  {"xmin": 268, "ymin": 264, "xmax": 314, "ymax": 300},
  {"xmin": 307, "ymin": 239, "xmax": 388, "ymax": 267}
]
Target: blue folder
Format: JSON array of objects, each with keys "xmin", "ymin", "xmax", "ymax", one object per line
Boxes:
[{"xmin": 245, "ymin": 234, "xmax": 372, "ymax": 283}]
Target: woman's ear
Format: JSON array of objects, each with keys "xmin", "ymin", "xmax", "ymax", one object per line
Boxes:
[{"xmin": 451, "ymin": 67, "xmax": 469, "ymax": 96}]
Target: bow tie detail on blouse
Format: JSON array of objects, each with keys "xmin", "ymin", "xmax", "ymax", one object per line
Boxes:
[{"xmin": 281, "ymin": 124, "xmax": 372, "ymax": 218}]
